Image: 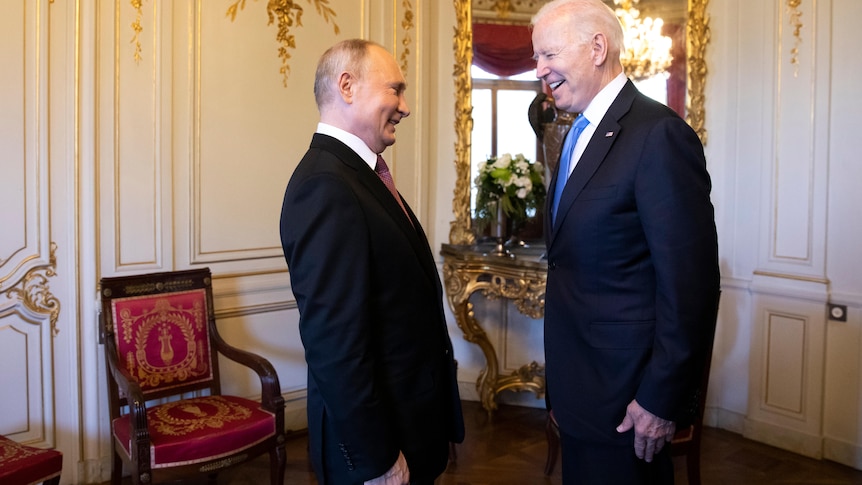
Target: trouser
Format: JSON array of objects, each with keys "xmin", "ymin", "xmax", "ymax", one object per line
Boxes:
[{"xmin": 559, "ymin": 429, "xmax": 674, "ymax": 485}]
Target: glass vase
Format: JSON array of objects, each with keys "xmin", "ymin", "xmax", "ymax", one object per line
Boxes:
[{"xmin": 491, "ymin": 201, "xmax": 513, "ymax": 257}]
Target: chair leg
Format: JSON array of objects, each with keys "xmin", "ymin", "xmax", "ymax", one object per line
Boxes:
[
  {"xmin": 270, "ymin": 443, "xmax": 287, "ymax": 485},
  {"xmin": 544, "ymin": 415, "xmax": 560, "ymax": 476},
  {"xmin": 686, "ymin": 447, "xmax": 701, "ymax": 485},
  {"xmin": 111, "ymin": 450, "xmax": 123, "ymax": 485}
]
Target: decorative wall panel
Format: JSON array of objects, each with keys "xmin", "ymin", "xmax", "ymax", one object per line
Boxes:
[
  {"xmin": 99, "ymin": 1, "xmax": 373, "ymax": 276},
  {"xmin": 188, "ymin": 1, "xmax": 364, "ymax": 268},
  {"xmin": 0, "ymin": 0, "xmax": 57, "ymax": 450},
  {"xmin": 0, "ymin": 305, "xmax": 56, "ymax": 446},
  {"xmin": 98, "ymin": 0, "xmax": 167, "ymax": 272},
  {"xmin": 747, "ymin": 291, "xmax": 826, "ymax": 458},
  {"xmin": 764, "ymin": 313, "xmax": 805, "ymax": 413},
  {"xmin": 759, "ymin": 0, "xmax": 828, "ymax": 279},
  {"xmin": 1, "ymin": 0, "xmax": 53, "ymax": 290}
]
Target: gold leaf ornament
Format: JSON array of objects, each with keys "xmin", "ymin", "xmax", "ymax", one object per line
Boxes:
[
  {"xmin": 227, "ymin": 0, "xmax": 341, "ymax": 87},
  {"xmin": 786, "ymin": 0, "xmax": 803, "ymax": 77},
  {"xmin": 130, "ymin": 0, "xmax": 144, "ymax": 63},
  {"xmin": 400, "ymin": 0, "xmax": 414, "ymax": 74}
]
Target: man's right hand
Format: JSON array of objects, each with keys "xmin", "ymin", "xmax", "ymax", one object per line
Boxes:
[{"xmin": 364, "ymin": 451, "xmax": 409, "ymax": 485}]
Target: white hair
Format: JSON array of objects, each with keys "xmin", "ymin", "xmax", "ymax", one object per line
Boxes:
[{"xmin": 532, "ymin": 0, "xmax": 625, "ymax": 55}]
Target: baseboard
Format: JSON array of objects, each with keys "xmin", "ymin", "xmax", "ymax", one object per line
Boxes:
[
  {"xmin": 283, "ymin": 388, "xmax": 308, "ymax": 432},
  {"xmin": 823, "ymin": 436, "xmax": 862, "ymax": 470},
  {"xmin": 458, "ymin": 380, "xmax": 479, "ymax": 402},
  {"xmin": 743, "ymin": 417, "xmax": 823, "ymax": 459},
  {"xmin": 78, "ymin": 456, "xmax": 112, "ymax": 484},
  {"xmin": 707, "ymin": 406, "xmax": 746, "ymax": 434}
]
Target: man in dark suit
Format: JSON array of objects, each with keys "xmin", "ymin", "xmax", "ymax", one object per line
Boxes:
[
  {"xmin": 279, "ymin": 39, "xmax": 464, "ymax": 485},
  {"xmin": 532, "ymin": 1, "xmax": 720, "ymax": 483}
]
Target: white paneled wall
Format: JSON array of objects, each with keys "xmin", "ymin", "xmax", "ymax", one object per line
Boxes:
[
  {"xmin": 0, "ymin": 0, "xmax": 82, "ymax": 481},
  {"xmin": 4, "ymin": 1, "xmax": 862, "ymax": 483},
  {"xmin": 706, "ymin": 0, "xmax": 862, "ymax": 469}
]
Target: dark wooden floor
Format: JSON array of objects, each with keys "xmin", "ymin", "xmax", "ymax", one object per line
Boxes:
[{"xmin": 150, "ymin": 400, "xmax": 862, "ymax": 484}]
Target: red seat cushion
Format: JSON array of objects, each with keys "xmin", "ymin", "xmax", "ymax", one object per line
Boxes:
[
  {"xmin": 0, "ymin": 435, "xmax": 63, "ymax": 484},
  {"xmin": 112, "ymin": 395, "xmax": 275, "ymax": 468}
]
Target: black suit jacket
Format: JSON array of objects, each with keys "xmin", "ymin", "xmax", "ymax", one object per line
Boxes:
[
  {"xmin": 544, "ymin": 81, "xmax": 720, "ymax": 445},
  {"xmin": 280, "ymin": 134, "xmax": 464, "ymax": 484}
]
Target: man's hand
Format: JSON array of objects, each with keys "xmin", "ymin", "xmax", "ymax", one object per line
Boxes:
[
  {"xmin": 364, "ymin": 451, "xmax": 409, "ymax": 485},
  {"xmin": 616, "ymin": 399, "xmax": 676, "ymax": 462}
]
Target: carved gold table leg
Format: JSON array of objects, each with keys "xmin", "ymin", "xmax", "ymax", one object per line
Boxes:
[
  {"xmin": 451, "ymin": 295, "xmax": 502, "ymax": 412},
  {"xmin": 442, "ymin": 256, "xmax": 547, "ymax": 415}
]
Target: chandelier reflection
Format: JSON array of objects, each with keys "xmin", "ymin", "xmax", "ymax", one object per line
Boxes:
[{"xmin": 614, "ymin": 0, "xmax": 673, "ymax": 81}]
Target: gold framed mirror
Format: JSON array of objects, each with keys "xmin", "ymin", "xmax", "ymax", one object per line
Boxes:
[{"xmin": 448, "ymin": 0, "xmax": 710, "ymax": 245}]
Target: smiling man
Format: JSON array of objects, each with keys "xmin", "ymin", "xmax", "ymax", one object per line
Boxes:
[
  {"xmin": 279, "ymin": 39, "xmax": 464, "ymax": 485},
  {"xmin": 532, "ymin": 1, "xmax": 720, "ymax": 484}
]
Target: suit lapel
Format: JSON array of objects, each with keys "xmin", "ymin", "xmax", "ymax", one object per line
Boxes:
[
  {"xmin": 550, "ymin": 81, "xmax": 638, "ymax": 239},
  {"xmin": 310, "ymin": 134, "xmax": 440, "ymax": 287}
]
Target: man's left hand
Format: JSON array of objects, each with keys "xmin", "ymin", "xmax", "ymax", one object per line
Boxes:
[{"xmin": 615, "ymin": 399, "xmax": 676, "ymax": 462}]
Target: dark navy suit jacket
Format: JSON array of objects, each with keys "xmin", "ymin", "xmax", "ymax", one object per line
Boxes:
[
  {"xmin": 280, "ymin": 134, "xmax": 464, "ymax": 484},
  {"xmin": 544, "ymin": 81, "xmax": 720, "ymax": 445}
]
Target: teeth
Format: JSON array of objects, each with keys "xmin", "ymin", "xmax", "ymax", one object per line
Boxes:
[{"xmin": 550, "ymin": 81, "xmax": 563, "ymax": 90}]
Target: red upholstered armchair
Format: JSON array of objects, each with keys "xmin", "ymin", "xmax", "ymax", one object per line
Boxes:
[
  {"xmin": 99, "ymin": 268, "xmax": 286, "ymax": 485},
  {"xmin": 0, "ymin": 434, "xmax": 62, "ymax": 485}
]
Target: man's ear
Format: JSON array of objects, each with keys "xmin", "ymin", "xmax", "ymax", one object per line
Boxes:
[
  {"xmin": 337, "ymin": 71, "xmax": 355, "ymax": 103},
  {"xmin": 591, "ymin": 32, "xmax": 609, "ymax": 66}
]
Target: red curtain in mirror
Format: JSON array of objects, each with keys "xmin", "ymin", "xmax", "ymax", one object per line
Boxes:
[
  {"xmin": 664, "ymin": 23, "xmax": 686, "ymax": 117},
  {"xmin": 472, "ymin": 23, "xmax": 536, "ymax": 77},
  {"xmin": 472, "ymin": 21, "xmax": 685, "ymax": 117}
]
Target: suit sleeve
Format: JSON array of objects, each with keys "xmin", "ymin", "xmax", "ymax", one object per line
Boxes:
[
  {"xmin": 281, "ymin": 170, "xmax": 399, "ymax": 480},
  {"xmin": 633, "ymin": 116, "xmax": 720, "ymax": 421}
]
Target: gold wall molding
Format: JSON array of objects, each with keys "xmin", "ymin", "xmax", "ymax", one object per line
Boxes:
[
  {"xmin": 753, "ymin": 270, "xmax": 829, "ymax": 285},
  {"xmin": 786, "ymin": 0, "xmax": 803, "ymax": 77},
  {"xmin": 399, "ymin": 0, "xmax": 415, "ymax": 74},
  {"xmin": 226, "ymin": 0, "xmax": 341, "ymax": 87},
  {"xmin": 450, "ymin": 0, "xmax": 475, "ymax": 245},
  {"xmin": 4, "ymin": 243, "xmax": 60, "ymax": 336},
  {"xmin": 686, "ymin": 0, "xmax": 710, "ymax": 145}
]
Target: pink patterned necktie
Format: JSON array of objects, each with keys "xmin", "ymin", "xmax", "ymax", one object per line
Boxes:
[{"xmin": 375, "ymin": 155, "xmax": 413, "ymax": 225}]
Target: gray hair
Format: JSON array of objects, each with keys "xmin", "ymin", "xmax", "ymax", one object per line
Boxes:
[
  {"xmin": 313, "ymin": 39, "xmax": 378, "ymax": 110},
  {"xmin": 532, "ymin": 0, "xmax": 625, "ymax": 56}
]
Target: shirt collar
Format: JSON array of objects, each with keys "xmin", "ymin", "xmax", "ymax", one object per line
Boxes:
[
  {"xmin": 317, "ymin": 122, "xmax": 377, "ymax": 170},
  {"xmin": 581, "ymin": 72, "xmax": 627, "ymax": 126}
]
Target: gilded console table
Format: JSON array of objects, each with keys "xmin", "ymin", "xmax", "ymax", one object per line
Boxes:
[{"xmin": 441, "ymin": 243, "xmax": 548, "ymax": 413}]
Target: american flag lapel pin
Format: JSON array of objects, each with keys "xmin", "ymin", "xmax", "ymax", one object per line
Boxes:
[{"xmin": 605, "ymin": 131, "xmax": 614, "ymax": 137}]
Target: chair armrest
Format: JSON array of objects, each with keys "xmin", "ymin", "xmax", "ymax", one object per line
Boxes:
[
  {"xmin": 210, "ymin": 327, "xmax": 284, "ymax": 413},
  {"xmin": 104, "ymin": 337, "xmax": 148, "ymax": 406},
  {"xmin": 103, "ymin": 337, "xmax": 151, "ymax": 453}
]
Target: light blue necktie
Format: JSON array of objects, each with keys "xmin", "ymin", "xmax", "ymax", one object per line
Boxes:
[{"xmin": 551, "ymin": 114, "xmax": 590, "ymax": 223}]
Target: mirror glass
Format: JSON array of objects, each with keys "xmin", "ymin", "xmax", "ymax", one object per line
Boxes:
[{"xmin": 449, "ymin": 0, "xmax": 709, "ymax": 245}]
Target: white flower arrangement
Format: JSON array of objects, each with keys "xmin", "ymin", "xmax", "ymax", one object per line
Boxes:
[{"xmin": 474, "ymin": 153, "xmax": 546, "ymax": 230}]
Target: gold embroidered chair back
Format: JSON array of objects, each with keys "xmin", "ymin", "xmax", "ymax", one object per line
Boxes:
[
  {"xmin": 108, "ymin": 281, "xmax": 214, "ymax": 399},
  {"xmin": 100, "ymin": 268, "xmax": 286, "ymax": 485}
]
